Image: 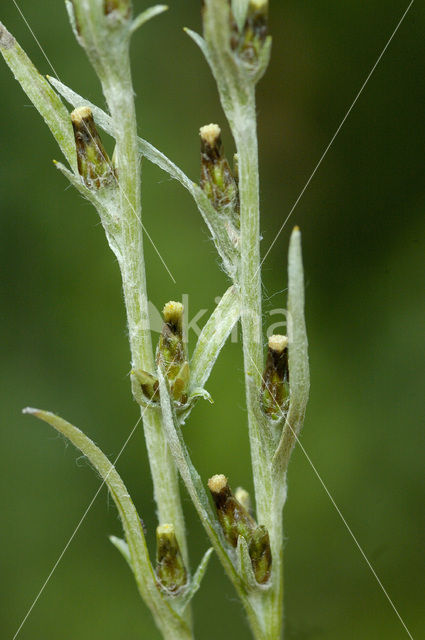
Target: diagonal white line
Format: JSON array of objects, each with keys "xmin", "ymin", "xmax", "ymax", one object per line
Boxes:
[
  {"xmin": 11, "ymin": 0, "xmax": 59, "ymax": 79},
  {"xmin": 284, "ymin": 426, "xmax": 415, "ymax": 640},
  {"xmin": 258, "ymin": 0, "xmax": 415, "ymax": 274},
  {"xmin": 247, "ymin": 352, "xmax": 414, "ymax": 639},
  {"xmin": 11, "ymin": 0, "xmax": 176, "ymax": 284},
  {"xmin": 13, "ymin": 348, "xmax": 181, "ymax": 639},
  {"xmin": 12, "ymin": 413, "xmax": 143, "ymax": 640}
]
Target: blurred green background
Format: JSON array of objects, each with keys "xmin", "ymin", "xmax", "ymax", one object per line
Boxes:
[{"xmin": 1, "ymin": 1, "xmax": 423, "ymax": 638}]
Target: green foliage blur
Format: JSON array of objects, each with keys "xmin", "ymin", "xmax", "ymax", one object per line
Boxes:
[{"xmin": 1, "ymin": 1, "xmax": 423, "ymax": 638}]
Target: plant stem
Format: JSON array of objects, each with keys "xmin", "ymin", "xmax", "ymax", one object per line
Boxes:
[
  {"xmin": 233, "ymin": 92, "xmax": 267, "ymax": 503},
  {"xmin": 102, "ymin": 50, "xmax": 189, "ymax": 589},
  {"xmin": 234, "ymin": 92, "xmax": 285, "ymax": 640}
]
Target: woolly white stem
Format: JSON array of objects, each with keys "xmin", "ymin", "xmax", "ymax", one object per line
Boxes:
[
  {"xmin": 101, "ymin": 49, "xmax": 189, "ymax": 577},
  {"xmin": 234, "ymin": 97, "xmax": 285, "ymax": 640}
]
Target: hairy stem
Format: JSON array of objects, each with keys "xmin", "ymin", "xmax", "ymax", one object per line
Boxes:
[
  {"xmin": 234, "ymin": 94, "xmax": 267, "ymax": 506},
  {"xmin": 102, "ymin": 42, "xmax": 189, "ymax": 591},
  {"xmin": 234, "ymin": 94, "xmax": 284, "ymax": 640}
]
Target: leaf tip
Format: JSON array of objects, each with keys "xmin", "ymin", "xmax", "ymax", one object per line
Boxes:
[
  {"xmin": 22, "ymin": 406, "xmax": 38, "ymax": 416},
  {"xmin": 0, "ymin": 22, "xmax": 15, "ymax": 50}
]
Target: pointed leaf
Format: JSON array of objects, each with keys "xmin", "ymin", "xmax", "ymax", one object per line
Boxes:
[
  {"xmin": 183, "ymin": 28, "xmax": 212, "ymax": 66},
  {"xmin": 272, "ymin": 228, "xmax": 310, "ymax": 474},
  {"xmin": 187, "ymin": 387, "xmax": 213, "ymax": 404},
  {"xmin": 23, "ymin": 409, "xmax": 154, "ymax": 594},
  {"xmin": 131, "ymin": 5, "xmax": 169, "ymax": 33},
  {"xmin": 252, "ymin": 36, "xmax": 272, "ymax": 84},
  {"xmin": 23, "ymin": 407, "xmax": 191, "ymax": 638},
  {"xmin": 0, "ymin": 22, "xmax": 77, "ymax": 172},
  {"xmin": 65, "ymin": 0, "xmax": 82, "ymax": 45},
  {"xmin": 54, "ymin": 160, "xmax": 91, "ymax": 199},
  {"xmin": 236, "ymin": 536, "xmax": 270, "ymax": 592},
  {"xmin": 236, "ymin": 535, "xmax": 257, "ymax": 590},
  {"xmin": 176, "ymin": 548, "xmax": 214, "ymax": 614},
  {"xmin": 190, "ymin": 286, "xmax": 240, "ymax": 393},
  {"xmin": 110, "ymin": 535, "xmax": 132, "ymax": 568},
  {"xmin": 47, "ymin": 76, "xmax": 112, "ymax": 130}
]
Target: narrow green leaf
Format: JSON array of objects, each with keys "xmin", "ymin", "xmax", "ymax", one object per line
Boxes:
[
  {"xmin": 47, "ymin": 76, "xmax": 111, "ymax": 131},
  {"xmin": 252, "ymin": 36, "xmax": 272, "ymax": 84},
  {"xmin": 237, "ymin": 536, "xmax": 259, "ymax": 591},
  {"xmin": 183, "ymin": 28, "xmax": 212, "ymax": 66},
  {"xmin": 110, "ymin": 535, "xmax": 132, "ymax": 568},
  {"xmin": 23, "ymin": 409, "xmax": 154, "ymax": 592},
  {"xmin": 236, "ymin": 536, "xmax": 271, "ymax": 593},
  {"xmin": 190, "ymin": 286, "xmax": 240, "ymax": 392},
  {"xmin": 54, "ymin": 161, "xmax": 91, "ymax": 199},
  {"xmin": 23, "ymin": 407, "xmax": 191, "ymax": 639},
  {"xmin": 131, "ymin": 5, "xmax": 169, "ymax": 34},
  {"xmin": 0, "ymin": 22, "xmax": 77, "ymax": 172},
  {"xmin": 187, "ymin": 387, "xmax": 213, "ymax": 404},
  {"xmin": 176, "ymin": 548, "xmax": 214, "ymax": 614},
  {"xmin": 65, "ymin": 1, "xmax": 82, "ymax": 45},
  {"xmin": 272, "ymin": 228, "xmax": 310, "ymax": 474}
]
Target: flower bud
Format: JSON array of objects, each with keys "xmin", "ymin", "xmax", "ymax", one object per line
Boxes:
[
  {"xmin": 157, "ymin": 302, "xmax": 189, "ymax": 404},
  {"xmin": 261, "ymin": 334, "xmax": 289, "ymax": 419},
  {"xmin": 200, "ymin": 124, "xmax": 239, "ymax": 223},
  {"xmin": 71, "ymin": 107, "xmax": 115, "ymax": 190},
  {"xmin": 248, "ymin": 524, "xmax": 272, "ymax": 584},
  {"xmin": 231, "ymin": 0, "xmax": 269, "ymax": 65},
  {"xmin": 208, "ymin": 474, "xmax": 256, "ymax": 547},
  {"xmin": 155, "ymin": 524, "xmax": 187, "ymax": 594},
  {"xmin": 208, "ymin": 475, "xmax": 272, "ymax": 584}
]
